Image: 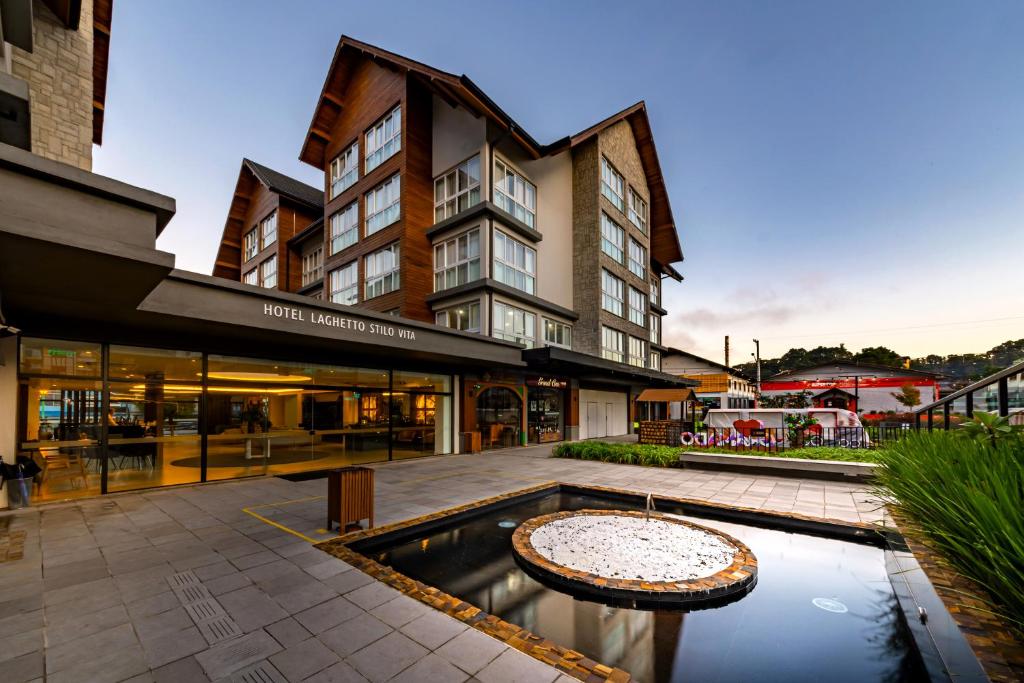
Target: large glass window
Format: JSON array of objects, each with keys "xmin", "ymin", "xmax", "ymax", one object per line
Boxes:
[
  {"xmin": 601, "ymin": 213, "xmax": 624, "ymax": 263},
  {"xmin": 628, "ymin": 188, "xmax": 648, "ymax": 233},
  {"xmin": 260, "ymin": 211, "xmax": 277, "ymax": 249},
  {"xmin": 260, "ymin": 256, "xmax": 277, "ymax": 289},
  {"xmin": 330, "ymin": 141, "xmax": 359, "ymax": 198},
  {"xmin": 649, "ymin": 351, "xmax": 661, "ymax": 371},
  {"xmin": 628, "ymin": 287, "xmax": 646, "ymax": 327},
  {"xmin": 628, "ymin": 336, "xmax": 647, "ymax": 368},
  {"xmin": 435, "ymin": 302, "xmax": 480, "ymax": 333},
  {"xmin": 542, "ymin": 319, "xmax": 572, "ymax": 349},
  {"xmin": 365, "ymin": 105, "xmax": 401, "ymax": 173},
  {"xmin": 243, "ymin": 228, "xmax": 258, "ymax": 262},
  {"xmin": 302, "ymin": 247, "xmax": 323, "ymax": 286},
  {"xmin": 365, "ymin": 174, "xmax": 401, "ymax": 235},
  {"xmin": 19, "ymin": 338, "xmax": 101, "ymax": 376},
  {"xmin": 493, "ymin": 231, "xmax": 536, "ymax": 295},
  {"xmin": 434, "ymin": 230, "xmax": 480, "ymax": 291},
  {"xmin": 243, "ymin": 268, "xmax": 258, "ymax": 286},
  {"xmin": 650, "ymin": 314, "xmax": 660, "ymax": 344},
  {"xmin": 650, "ymin": 276, "xmax": 659, "ymax": 306},
  {"xmin": 330, "ymin": 201, "xmax": 358, "ymax": 254},
  {"xmin": 601, "ymin": 157, "xmax": 625, "ymax": 212},
  {"xmin": 434, "ymin": 156, "xmax": 481, "ymax": 222},
  {"xmin": 602, "ymin": 269, "xmax": 624, "ymax": 317},
  {"xmin": 493, "ymin": 301, "xmax": 536, "ymax": 348},
  {"xmin": 602, "ymin": 326, "xmax": 625, "ymax": 362},
  {"xmin": 329, "ymin": 261, "xmax": 358, "ymax": 306},
  {"xmin": 628, "ymin": 238, "xmax": 646, "ymax": 279},
  {"xmin": 365, "ymin": 243, "xmax": 400, "ymax": 299},
  {"xmin": 476, "ymin": 387, "xmax": 522, "ymax": 450},
  {"xmin": 494, "ymin": 159, "xmax": 536, "ymax": 228}
]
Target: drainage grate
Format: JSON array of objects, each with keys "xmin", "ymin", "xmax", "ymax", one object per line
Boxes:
[
  {"xmin": 184, "ymin": 598, "xmax": 227, "ymax": 622},
  {"xmin": 197, "ymin": 614, "xmax": 243, "ymax": 645},
  {"xmin": 229, "ymin": 661, "xmax": 287, "ymax": 683},
  {"xmin": 167, "ymin": 570, "xmax": 201, "ymax": 589},
  {"xmin": 175, "ymin": 583, "xmax": 213, "ymax": 605}
]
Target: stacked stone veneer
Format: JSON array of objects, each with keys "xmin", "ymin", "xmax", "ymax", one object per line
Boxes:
[
  {"xmin": 10, "ymin": 0, "xmax": 95, "ymax": 170},
  {"xmin": 572, "ymin": 120, "xmax": 653, "ymax": 359}
]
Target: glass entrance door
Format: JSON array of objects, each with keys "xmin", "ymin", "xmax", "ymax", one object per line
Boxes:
[{"xmin": 528, "ymin": 387, "xmax": 564, "ymax": 444}]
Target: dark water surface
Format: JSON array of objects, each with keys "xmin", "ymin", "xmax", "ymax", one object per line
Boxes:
[{"xmin": 365, "ymin": 492, "xmax": 925, "ymax": 683}]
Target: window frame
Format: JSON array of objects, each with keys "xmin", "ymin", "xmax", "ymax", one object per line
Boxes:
[
  {"xmin": 433, "ymin": 229, "xmax": 481, "ymax": 292},
  {"xmin": 601, "ymin": 269, "xmax": 625, "ymax": 317},
  {"xmin": 364, "ymin": 105, "xmax": 402, "ymax": 173},
  {"xmin": 649, "ymin": 350, "xmax": 661, "ymax": 371},
  {"xmin": 364, "ymin": 243, "xmax": 401, "ymax": 299},
  {"xmin": 628, "ymin": 187, "xmax": 648, "ymax": 233},
  {"xmin": 493, "ymin": 157, "xmax": 537, "ymax": 228},
  {"xmin": 243, "ymin": 267, "xmax": 258, "ymax": 286},
  {"xmin": 301, "ymin": 246, "xmax": 323, "ymax": 286},
  {"xmin": 243, "ymin": 227, "xmax": 258, "ymax": 262},
  {"xmin": 329, "ymin": 201, "xmax": 359, "ymax": 255},
  {"xmin": 493, "ymin": 230, "xmax": 537, "ymax": 295},
  {"xmin": 365, "ymin": 174, "xmax": 401, "ymax": 236},
  {"xmin": 542, "ymin": 318, "xmax": 572, "ymax": 350},
  {"xmin": 601, "ymin": 326, "xmax": 625, "ymax": 363},
  {"xmin": 600, "ymin": 212, "xmax": 625, "ymax": 264},
  {"xmin": 492, "ymin": 300, "xmax": 536, "ymax": 348},
  {"xmin": 628, "ymin": 336, "xmax": 647, "ymax": 368},
  {"xmin": 259, "ymin": 211, "xmax": 277, "ymax": 250},
  {"xmin": 259, "ymin": 255, "xmax": 277, "ymax": 289},
  {"xmin": 601, "ymin": 157, "xmax": 625, "ymax": 212},
  {"xmin": 628, "ymin": 238, "xmax": 646, "ymax": 279},
  {"xmin": 435, "ymin": 301, "xmax": 481, "ymax": 333},
  {"xmin": 650, "ymin": 277, "xmax": 659, "ymax": 306},
  {"xmin": 650, "ymin": 314, "xmax": 660, "ymax": 344},
  {"xmin": 628, "ymin": 286, "xmax": 646, "ymax": 327},
  {"xmin": 330, "ymin": 140, "xmax": 359, "ymax": 198},
  {"xmin": 329, "ymin": 260, "xmax": 359, "ymax": 306},
  {"xmin": 434, "ymin": 155, "xmax": 481, "ymax": 222}
]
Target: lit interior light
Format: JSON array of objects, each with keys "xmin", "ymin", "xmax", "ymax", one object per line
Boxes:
[{"xmin": 206, "ymin": 371, "xmax": 312, "ymax": 383}]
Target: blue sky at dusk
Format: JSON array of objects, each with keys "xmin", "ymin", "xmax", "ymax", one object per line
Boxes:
[{"xmin": 94, "ymin": 1, "xmax": 1024, "ymax": 363}]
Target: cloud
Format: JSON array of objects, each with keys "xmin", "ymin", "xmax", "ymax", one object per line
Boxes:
[{"xmin": 677, "ymin": 305, "xmax": 799, "ymax": 328}]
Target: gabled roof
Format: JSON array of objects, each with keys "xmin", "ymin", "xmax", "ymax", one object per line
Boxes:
[
  {"xmin": 661, "ymin": 346, "xmax": 753, "ymax": 381},
  {"xmin": 243, "ymin": 159, "xmax": 323, "ymax": 210},
  {"xmin": 769, "ymin": 360, "xmax": 941, "ymax": 380},
  {"xmin": 299, "ymin": 36, "xmax": 683, "ymax": 267}
]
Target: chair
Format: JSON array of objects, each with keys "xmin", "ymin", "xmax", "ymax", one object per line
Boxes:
[{"xmin": 32, "ymin": 447, "xmax": 89, "ymax": 494}]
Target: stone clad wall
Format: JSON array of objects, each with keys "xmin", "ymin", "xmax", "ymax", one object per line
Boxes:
[
  {"xmin": 571, "ymin": 139, "xmax": 601, "ymax": 355},
  {"xmin": 10, "ymin": 0, "xmax": 95, "ymax": 170}
]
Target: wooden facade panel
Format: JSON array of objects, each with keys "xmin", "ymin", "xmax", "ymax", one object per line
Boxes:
[
  {"xmin": 398, "ymin": 76, "xmax": 435, "ymax": 323},
  {"xmin": 279, "ymin": 199, "xmax": 322, "ymax": 293}
]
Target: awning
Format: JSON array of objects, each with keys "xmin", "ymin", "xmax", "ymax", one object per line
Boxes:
[{"xmin": 636, "ymin": 388, "xmax": 697, "ymax": 403}]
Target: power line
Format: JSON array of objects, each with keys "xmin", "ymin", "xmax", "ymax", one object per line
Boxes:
[{"xmin": 760, "ymin": 314, "xmax": 1024, "ymax": 341}]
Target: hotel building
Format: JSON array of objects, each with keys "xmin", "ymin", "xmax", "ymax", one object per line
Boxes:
[{"xmin": 0, "ymin": 24, "xmax": 689, "ymax": 504}]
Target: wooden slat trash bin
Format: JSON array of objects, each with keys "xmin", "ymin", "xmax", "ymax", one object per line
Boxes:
[{"xmin": 327, "ymin": 466, "xmax": 374, "ymax": 532}]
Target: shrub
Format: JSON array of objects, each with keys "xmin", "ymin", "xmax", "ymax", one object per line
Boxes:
[
  {"xmin": 874, "ymin": 432, "xmax": 1024, "ymax": 636},
  {"xmin": 552, "ymin": 442, "xmax": 680, "ymax": 467}
]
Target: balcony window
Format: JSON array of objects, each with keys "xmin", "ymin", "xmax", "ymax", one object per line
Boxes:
[
  {"xmin": 493, "ymin": 301, "xmax": 536, "ymax": 348},
  {"xmin": 434, "ymin": 156, "xmax": 481, "ymax": 222},
  {"xmin": 601, "ymin": 157, "xmax": 624, "ymax": 212},
  {"xmin": 628, "ymin": 188, "xmax": 648, "ymax": 233},
  {"xmin": 301, "ymin": 247, "xmax": 323, "ymax": 286},
  {"xmin": 259, "ymin": 211, "xmax": 277, "ymax": 249},
  {"xmin": 650, "ymin": 277, "xmax": 659, "ymax": 306},
  {"xmin": 260, "ymin": 256, "xmax": 277, "ymax": 289},
  {"xmin": 329, "ymin": 261, "xmax": 358, "ymax": 306},
  {"xmin": 494, "ymin": 159, "xmax": 536, "ymax": 228},
  {"xmin": 628, "ymin": 287, "xmax": 646, "ymax": 327},
  {"xmin": 365, "ymin": 243, "xmax": 400, "ymax": 299},
  {"xmin": 365, "ymin": 105, "xmax": 401, "ymax": 173},
  {"xmin": 649, "ymin": 351, "xmax": 661, "ymax": 371},
  {"xmin": 330, "ymin": 141, "xmax": 359, "ymax": 198},
  {"xmin": 601, "ymin": 269, "xmax": 624, "ymax": 317},
  {"xmin": 600, "ymin": 213, "xmax": 624, "ymax": 263},
  {"xmin": 650, "ymin": 314, "xmax": 660, "ymax": 344},
  {"xmin": 628, "ymin": 336, "xmax": 647, "ymax": 368},
  {"xmin": 543, "ymin": 319, "xmax": 572, "ymax": 349},
  {"xmin": 330, "ymin": 201, "xmax": 358, "ymax": 254},
  {"xmin": 628, "ymin": 238, "xmax": 646, "ymax": 279},
  {"xmin": 243, "ymin": 268, "xmax": 258, "ymax": 286},
  {"xmin": 601, "ymin": 326, "xmax": 624, "ymax": 363},
  {"xmin": 493, "ymin": 230, "xmax": 536, "ymax": 295},
  {"xmin": 435, "ymin": 302, "xmax": 480, "ymax": 333},
  {"xmin": 243, "ymin": 228, "xmax": 258, "ymax": 262},
  {"xmin": 365, "ymin": 174, "xmax": 401, "ymax": 235},
  {"xmin": 434, "ymin": 230, "xmax": 480, "ymax": 291}
]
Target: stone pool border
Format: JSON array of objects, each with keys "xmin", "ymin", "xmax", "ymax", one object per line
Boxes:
[{"xmin": 512, "ymin": 509, "xmax": 757, "ymax": 605}]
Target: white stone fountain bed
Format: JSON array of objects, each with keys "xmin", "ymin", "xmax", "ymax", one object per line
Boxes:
[{"xmin": 527, "ymin": 514, "xmax": 737, "ymax": 582}]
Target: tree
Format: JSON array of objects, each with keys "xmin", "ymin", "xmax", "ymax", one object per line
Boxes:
[
  {"xmin": 890, "ymin": 383, "xmax": 921, "ymax": 409},
  {"xmin": 854, "ymin": 346, "xmax": 903, "ymax": 367}
]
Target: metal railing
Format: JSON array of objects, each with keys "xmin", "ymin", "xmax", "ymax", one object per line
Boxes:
[{"xmin": 914, "ymin": 359, "xmax": 1024, "ymax": 430}]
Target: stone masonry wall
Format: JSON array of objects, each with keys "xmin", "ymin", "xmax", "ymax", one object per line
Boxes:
[
  {"xmin": 571, "ymin": 139, "xmax": 601, "ymax": 355},
  {"xmin": 10, "ymin": 0, "xmax": 95, "ymax": 170}
]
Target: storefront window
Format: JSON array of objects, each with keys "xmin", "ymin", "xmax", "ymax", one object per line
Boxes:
[
  {"xmin": 207, "ymin": 355, "xmax": 389, "ymax": 388},
  {"xmin": 393, "ymin": 371, "xmax": 451, "ymax": 393},
  {"xmin": 528, "ymin": 386, "xmax": 564, "ymax": 444},
  {"xmin": 390, "ymin": 392, "xmax": 451, "ymax": 459},
  {"xmin": 476, "ymin": 386, "xmax": 522, "ymax": 450},
  {"xmin": 19, "ymin": 338, "xmax": 101, "ymax": 377}
]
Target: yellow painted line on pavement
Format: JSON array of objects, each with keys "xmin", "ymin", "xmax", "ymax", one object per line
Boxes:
[{"xmin": 242, "ymin": 495, "xmax": 326, "ymax": 544}]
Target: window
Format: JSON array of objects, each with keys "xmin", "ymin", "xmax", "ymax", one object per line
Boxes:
[
  {"xmin": 628, "ymin": 287, "xmax": 646, "ymax": 326},
  {"xmin": 301, "ymin": 247, "xmax": 323, "ymax": 286},
  {"xmin": 601, "ymin": 326, "xmax": 624, "ymax": 362},
  {"xmin": 601, "ymin": 213, "xmax": 624, "ymax": 263},
  {"xmin": 494, "ymin": 159, "xmax": 536, "ymax": 227},
  {"xmin": 243, "ymin": 228, "xmax": 258, "ymax": 261},
  {"xmin": 601, "ymin": 269, "xmax": 624, "ymax": 317},
  {"xmin": 259, "ymin": 211, "xmax": 277, "ymax": 249},
  {"xmin": 601, "ymin": 157, "xmax": 624, "ymax": 212},
  {"xmin": 243, "ymin": 268, "xmax": 258, "ymax": 286},
  {"xmin": 650, "ymin": 277, "xmax": 659, "ymax": 306},
  {"xmin": 542, "ymin": 319, "xmax": 572, "ymax": 349},
  {"xmin": 628, "ymin": 336, "xmax": 646, "ymax": 368},
  {"xmin": 435, "ymin": 302, "xmax": 480, "ymax": 333},
  {"xmin": 434, "ymin": 230, "xmax": 480, "ymax": 291},
  {"xmin": 628, "ymin": 238, "xmax": 646, "ymax": 279},
  {"xmin": 365, "ymin": 174, "xmax": 401, "ymax": 235},
  {"xmin": 329, "ymin": 261, "xmax": 358, "ymax": 305},
  {"xmin": 650, "ymin": 314, "xmax": 660, "ymax": 344},
  {"xmin": 365, "ymin": 243, "xmax": 400, "ymax": 299},
  {"xmin": 628, "ymin": 188, "xmax": 648, "ymax": 233},
  {"xmin": 493, "ymin": 231, "xmax": 536, "ymax": 295},
  {"xmin": 260, "ymin": 256, "xmax": 277, "ymax": 288},
  {"xmin": 330, "ymin": 141, "xmax": 359, "ymax": 198},
  {"xmin": 649, "ymin": 351, "xmax": 661, "ymax": 371},
  {"xmin": 330, "ymin": 201, "xmax": 358, "ymax": 254},
  {"xmin": 493, "ymin": 301, "xmax": 536, "ymax": 348},
  {"xmin": 365, "ymin": 105, "xmax": 401, "ymax": 173},
  {"xmin": 434, "ymin": 156, "xmax": 481, "ymax": 221}
]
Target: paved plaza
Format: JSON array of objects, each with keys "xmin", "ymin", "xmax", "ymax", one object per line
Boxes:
[{"xmin": 0, "ymin": 444, "xmax": 884, "ymax": 682}]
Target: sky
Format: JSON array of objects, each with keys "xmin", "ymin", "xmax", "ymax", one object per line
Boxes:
[{"xmin": 93, "ymin": 0, "xmax": 1024, "ymax": 364}]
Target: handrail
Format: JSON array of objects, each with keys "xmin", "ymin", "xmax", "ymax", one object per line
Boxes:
[{"xmin": 915, "ymin": 359, "xmax": 1024, "ymax": 414}]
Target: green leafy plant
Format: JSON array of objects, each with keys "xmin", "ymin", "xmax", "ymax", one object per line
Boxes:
[
  {"xmin": 890, "ymin": 383, "xmax": 921, "ymax": 409},
  {"xmin": 957, "ymin": 412, "xmax": 1024, "ymax": 448},
  {"xmin": 874, "ymin": 432, "xmax": 1024, "ymax": 636}
]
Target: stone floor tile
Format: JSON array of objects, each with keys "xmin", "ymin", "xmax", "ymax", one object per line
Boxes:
[
  {"xmin": 219, "ymin": 586, "xmax": 289, "ymax": 633},
  {"xmin": 45, "ymin": 622, "xmax": 142, "ymax": 677},
  {"xmin": 194, "ymin": 629, "xmax": 282, "ymax": 680},
  {"xmin": 204, "ymin": 571, "xmax": 253, "ymax": 596},
  {"xmin": 475, "ymin": 648, "xmax": 559, "ymax": 683},
  {"xmin": 303, "ymin": 659, "xmax": 369, "ymax": 683},
  {"xmin": 266, "ymin": 616, "xmax": 312, "ymax": 648},
  {"xmin": 322, "ymin": 569, "xmax": 374, "ymax": 594},
  {"xmin": 435, "ymin": 629, "xmax": 507, "ymax": 676},
  {"xmin": 152, "ymin": 655, "xmax": 211, "ymax": 683},
  {"xmin": 368, "ymin": 594, "xmax": 432, "ymax": 629},
  {"xmin": 345, "ymin": 631, "xmax": 429, "ymax": 683},
  {"xmin": 294, "ymin": 596, "xmax": 362, "ymax": 634},
  {"xmin": 1, "ymin": 650, "xmax": 44, "ymax": 682},
  {"xmin": 45, "ymin": 602, "xmax": 130, "ymax": 644},
  {"xmin": 268, "ymin": 636, "xmax": 340, "ymax": 682},
  {"xmin": 390, "ymin": 652, "xmax": 469, "ymax": 683},
  {"xmin": 140, "ymin": 624, "xmax": 207, "ymax": 669},
  {"xmin": 304, "ymin": 558, "xmax": 351, "ymax": 580},
  {"xmin": 231, "ymin": 549, "xmax": 280, "ymax": 571},
  {"xmin": 399, "ymin": 609, "xmax": 468, "ymax": 650},
  {"xmin": 317, "ymin": 613, "xmax": 392, "ymax": 658},
  {"xmin": 344, "ymin": 581, "xmax": 401, "ymax": 611},
  {"xmin": 271, "ymin": 580, "xmax": 338, "ymax": 614}
]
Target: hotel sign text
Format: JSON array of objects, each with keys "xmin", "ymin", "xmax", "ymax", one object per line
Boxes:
[{"xmin": 262, "ymin": 304, "xmax": 416, "ymax": 341}]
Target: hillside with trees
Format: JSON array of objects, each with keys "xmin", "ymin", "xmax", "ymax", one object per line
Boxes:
[{"xmin": 733, "ymin": 339, "xmax": 1024, "ymax": 387}]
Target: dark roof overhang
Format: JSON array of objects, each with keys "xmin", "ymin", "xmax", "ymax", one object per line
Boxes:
[{"xmin": 523, "ymin": 346, "xmax": 698, "ymax": 389}]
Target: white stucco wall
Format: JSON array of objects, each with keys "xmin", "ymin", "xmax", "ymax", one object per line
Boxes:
[{"xmin": 432, "ymin": 95, "xmax": 486, "ymax": 177}]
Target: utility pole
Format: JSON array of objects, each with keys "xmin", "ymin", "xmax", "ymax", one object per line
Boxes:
[
  {"xmin": 752, "ymin": 339, "xmax": 761, "ymax": 401},
  {"xmin": 724, "ymin": 335, "xmax": 730, "ymax": 368}
]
